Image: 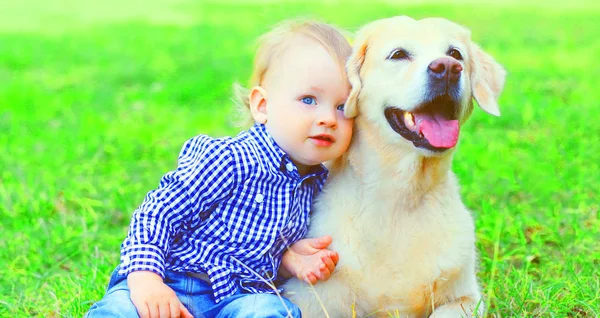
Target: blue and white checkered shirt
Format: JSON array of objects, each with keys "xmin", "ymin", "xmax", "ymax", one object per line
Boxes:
[{"xmin": 118, "ymin": 123, "xmax": 328, "ymax": 303}]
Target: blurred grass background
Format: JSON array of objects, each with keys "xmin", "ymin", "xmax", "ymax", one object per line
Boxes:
[{"xmin": 0, "ymin": 0, "xmax": 598, "ymax": 316}]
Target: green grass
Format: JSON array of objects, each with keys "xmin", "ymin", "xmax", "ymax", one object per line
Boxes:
[{"xmin": 1, "ymin": 0, "xmax": 598, "ymax": 316}]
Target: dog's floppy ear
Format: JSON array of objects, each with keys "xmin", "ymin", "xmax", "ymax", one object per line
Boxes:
[
  {"xmin": 344, "ymin": 39, "xmax": 368, "ymax": 118},
  {"xmin": 470, "ymin": 43, "xmax": 506, "ymax": 116}
]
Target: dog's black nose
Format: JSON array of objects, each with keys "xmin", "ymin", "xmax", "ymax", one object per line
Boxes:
[{"xmin": 428, "ymin": 57, "xmax": 462, "ymax": 82}]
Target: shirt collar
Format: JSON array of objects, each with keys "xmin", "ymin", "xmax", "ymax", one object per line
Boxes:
[
  {"xmin": 248, "ymin": 123, "xmax": 328, "ymax": 180},
  {"xmin": 248, "ymin": 123, "xmax": 286, "ymax": 169}
]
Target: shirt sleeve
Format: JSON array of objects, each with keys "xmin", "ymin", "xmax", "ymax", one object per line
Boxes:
[{"xmin": 118, "ymin": 135, "xmax": 239, "ymax": 278}]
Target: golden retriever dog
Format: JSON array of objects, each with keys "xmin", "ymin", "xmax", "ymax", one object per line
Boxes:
[{"xmin": 282, "ymin": 16, "xmax": 505, "ymax": 317}]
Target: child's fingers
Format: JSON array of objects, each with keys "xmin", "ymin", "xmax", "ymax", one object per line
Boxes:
[
  {"xmin": 321, "ymin": 255, "xmax": 336, "ymax": 273},
  {"xmin": 147, "ymin": 302, "xmax": 159, "ymax": 318},
  {"xmin": 303, "ymin": 273, "xmax": 311, "ymax": 284},
  {"xmin": 159, "ymin": 301, "xmax": 171, "ymax": 318},
  {"xmin": 169, "ymin": 301, "xmax": 181, "ymax": 318},
  {"xmin": 180, "ymin": 302, "xmax": 194, "ymax": 318},
  {"xmin": 308, "ymin": 235, "xmax": 333, "ymax": 250},
  {"xmin": 305, "ymin": 272, "xmax": 318, "ymax": 285},
  {"xmin": 132, "ymin": 301, "xmax": 150, "ymax": 318},
  {"xmin": 317, "ymin": 264, "xmax": 332, "ymax": 281},
  {"xmin": 330, "ymin": 251, "xmax": 339, "ymax": 265}
]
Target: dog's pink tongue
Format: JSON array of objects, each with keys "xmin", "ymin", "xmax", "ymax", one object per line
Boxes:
[{"xmin": 415, "ymin": 112, "xmax": 460, "ymax": 148}]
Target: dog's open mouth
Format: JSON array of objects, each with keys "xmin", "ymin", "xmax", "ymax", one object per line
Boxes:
[{"xmin": 385, "ymin": 96, "xmax": 460, "ymax": 152}]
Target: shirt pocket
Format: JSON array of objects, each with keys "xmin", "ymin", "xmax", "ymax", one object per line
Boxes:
[{"xmin": 219, "ymin": 184, "xmax": 285, "ymax": 250}]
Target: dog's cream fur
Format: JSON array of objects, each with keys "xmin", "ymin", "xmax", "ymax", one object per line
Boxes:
[{"xmin": 282, "ymin": 16, "xmax": 505, "ymax": 317}]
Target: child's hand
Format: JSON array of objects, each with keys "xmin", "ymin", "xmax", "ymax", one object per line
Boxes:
[
  {"xmin": 280, "ymin": 235, "xmax": 339, "ymax": 285},
  {"xmin": 127, "ymin": 271, "xmax": 194, "ymax": 318}
]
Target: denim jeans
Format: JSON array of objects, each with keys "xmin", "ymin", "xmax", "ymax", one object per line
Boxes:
[{"xmin": 84, "ymin": 267, "xmax": 301, "ymax": 318}]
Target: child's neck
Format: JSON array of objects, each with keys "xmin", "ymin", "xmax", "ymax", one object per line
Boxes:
[{"xmin": 296, "ymin": 163, "xmax": 313, "ymax": 176}]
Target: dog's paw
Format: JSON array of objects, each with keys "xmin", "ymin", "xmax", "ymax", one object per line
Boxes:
[{"xmin": 429, "ymin": 303, "xmax": 481, "ymax": 318}]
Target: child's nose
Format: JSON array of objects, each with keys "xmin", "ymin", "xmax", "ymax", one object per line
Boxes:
[{"xmin": 317, "ymin": 106, "xmax": 337, "ymax": 128}]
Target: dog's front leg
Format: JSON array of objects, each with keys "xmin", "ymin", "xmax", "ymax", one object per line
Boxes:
[
  {"xmin": 283, "ymin": 272, "xmax": 357, "ymax": 318},
  {"xmin": 429, "ymin": 258, "xmax": 485, "ymax": 318},
  {"xmin": 428, "ymin": 295, "xmax": 484, "ymax": 318}
]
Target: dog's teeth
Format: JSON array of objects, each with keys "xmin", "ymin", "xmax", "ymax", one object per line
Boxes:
[{"xmin": 404, "ymin": 112, "xmax": 415, "ymax": 127}]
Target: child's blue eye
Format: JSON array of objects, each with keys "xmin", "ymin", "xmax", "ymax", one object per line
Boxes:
[
  {"xmin": 336, "ymin": 104, "xmax": 345, "ymax": 111},
  {"xmin": 301, "ymin": 97, "xmax": 316, "ymax": 105}
]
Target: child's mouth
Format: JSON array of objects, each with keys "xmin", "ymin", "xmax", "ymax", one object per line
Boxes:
[{"xmin": 309, "ymin": 135, "xmax": 335, "ymax": 146}]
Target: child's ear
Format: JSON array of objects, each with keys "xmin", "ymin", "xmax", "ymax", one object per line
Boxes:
[{"xmin": 249, "ymin": 86, "xmax": 268, "ymax": 124}]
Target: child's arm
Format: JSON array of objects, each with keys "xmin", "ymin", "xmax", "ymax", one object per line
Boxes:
[
  {"xmin": 119, "ymin": 136, "xmax": 239, "ymax": 317},
  {"xmin": 279, "ymin": 235, "xmax": 339, "ymax": 285},
  {"xmin": 127, "ymin": 271, "xmax": 193, "ymax": 318},
  {"xmin": 120, "ymin": 137, "xmax": 238, "ymax": 279}
]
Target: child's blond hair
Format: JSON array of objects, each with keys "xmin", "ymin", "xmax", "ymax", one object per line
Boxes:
[{"xmin": 233, "ymin": 19, "xmax": 352, "ymax": 128}]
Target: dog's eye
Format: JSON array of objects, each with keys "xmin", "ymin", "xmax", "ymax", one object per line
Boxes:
[
  {"xmin": 387, "ymin": 49, "xmax": 410, "ymax": 60},
  {"xmin": 448, "ymin": 48, "xmax": 463, "ymax": 60}
]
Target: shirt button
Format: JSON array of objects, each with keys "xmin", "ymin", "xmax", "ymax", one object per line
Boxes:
[
  {"xmin": 255, "ymin": 193, "xmax": 264, "ymax": 203},
  {"xmin": 286, "ymin": 163, "xmax": 294, "ymax": 171}
]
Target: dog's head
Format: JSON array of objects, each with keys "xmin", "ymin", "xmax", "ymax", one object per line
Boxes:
[{"xmin": 345, "ymin": 16, "xmax": 505, "ymax": 156}]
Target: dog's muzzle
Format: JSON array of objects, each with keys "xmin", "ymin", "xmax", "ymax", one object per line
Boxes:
[
  {"xmin": 385, "ymin": 57, "xmax": 464, "ymax": 152},
  {"xmin": 425, "ymin": 57, "xmax": 463, "ymax": 101}
]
